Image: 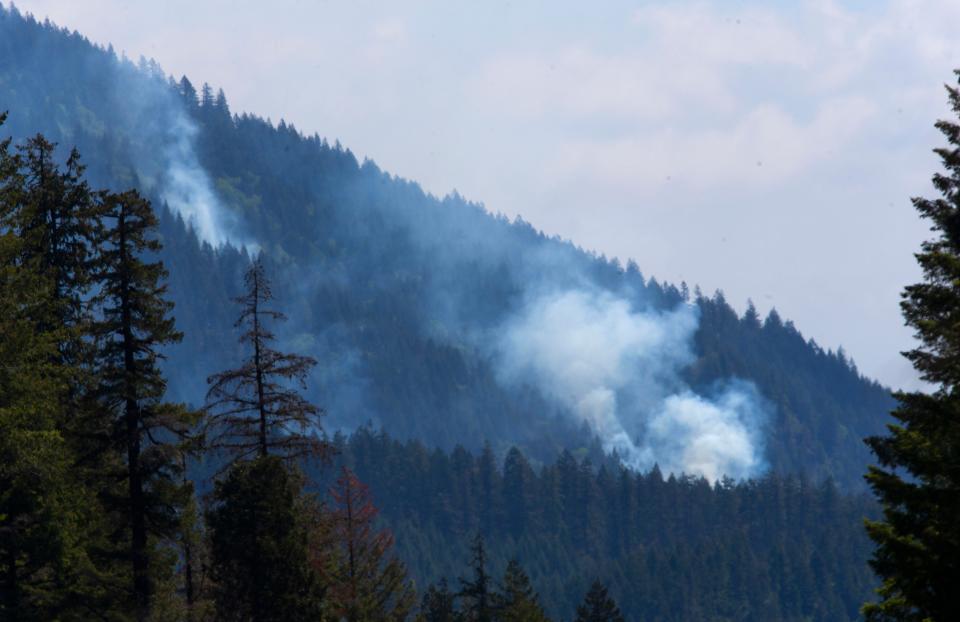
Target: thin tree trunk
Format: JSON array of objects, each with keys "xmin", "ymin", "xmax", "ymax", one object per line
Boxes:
[
  {"xmin": 252, "ymin": 274, "xmax": 268, "ymax": 457},
  {"xmin": 119, "ymin": 209, "xmax": 150, "ymax": 621}
]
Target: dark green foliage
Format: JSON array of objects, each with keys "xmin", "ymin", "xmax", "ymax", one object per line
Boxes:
[
  {"xmin": 0, "ymin": 207, "xmax": 91, "ymax": 620},
  {"xmin": 573, "ymin": 582, "xmax": 624, "ymax": 622},
  {"xmin": 417, "ymin": 580, "xmax": 461, "ymax": 622},
  {"xmin": 206, "ymin": 456, "xmax": 324, "ymax": 621},
  {"xmin": 93, "ymin": 189, "xmax": 194, "ymax": 618},
  {"xmin": 0, "ymin": 115, "xmax": 121, "ymax": 620},
  {"xmin": 494, "ymin": 560, "xmax": 549, "ymax": 622},
  {"xmin": 321, "ymin": 430, "xmax": 877, "ymax": 622},
  {"xmin": 862, "ymin": 71, "xmax": 960, "ymax": 622},
  {"xmin": 458, "ymin": 535, "xmax": 494, "ymax": 622},
  {"xmin": 0, "ymin": 5, "xmax": 895, "ymax": 489},
  {"xmin": 0, "ymin": 10, "xmax": 909, "ymax": 620}
]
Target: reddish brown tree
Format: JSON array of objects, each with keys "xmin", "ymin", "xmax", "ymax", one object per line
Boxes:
[{"xmin": 324, "ymin": 467, "xmax": 415, "ymax": 622}]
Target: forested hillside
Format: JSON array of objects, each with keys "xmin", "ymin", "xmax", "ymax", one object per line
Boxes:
[
  {"xmin": 0, "ymin": 4, "xmax": 893, "ymax": 488},
  {"xmin": 319, "ymin": 428, "xmax": 877, "ymax": 621}
]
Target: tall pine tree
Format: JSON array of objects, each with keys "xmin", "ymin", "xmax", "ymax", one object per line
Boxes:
[
  {"xmin": 862, "ymin": 70, "xmax": 960, "ymax": 622},
  {"xmin": 93, "ymin": 189, "xmax": 194, "ymax": 619}
]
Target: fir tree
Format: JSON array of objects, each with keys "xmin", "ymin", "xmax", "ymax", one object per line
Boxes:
[
  {"xmin": 459, "ymin": 534, "xmax": 494, "ymax": 622},
  {"xmin": 573, "ymin": 582, "xmax": 624, "ymax": 622},
  {"xmin": 7, "ymin": 134, "xmax": 100, "ymax": 332},
  {"xmin": 206, "ymin": 455, "xmax": 325, "ymax": 622},
  {"xmin": 862, "ymin": 70, "xmax": 960, "ymax": 622},
  {"xmin": 93, "ymin": 189, "xmax": 194, "ymax": 619},
  {"xmin": 325, "ymin": 466, "xmax": 415, "ymax": 622},
  {"xmin": 204, "ymin": 258, "xmax": 328, "ymax": 466},
  {"xmin": 0, "ymin": 180, "xmax": 91, "ymax": 620},
  {"xmin": 0, "ymin": 117, "xmax": 115, "ymax": 619},
  {"xmin": 493, "ymin": 560, "xmax": 550, "ymax": 622}
]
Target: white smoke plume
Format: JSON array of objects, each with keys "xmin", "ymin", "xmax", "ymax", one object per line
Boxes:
[
  {"xmin": 110, "ymin": 61, "xmax": 257, "ymax": 253},
  {"xmin": 158, "ymin": 112, "xmax": 233, "ymax": 248},
  {"xmin": 495, "ymin": 288, "xmax": 768, "ymax": 480}
]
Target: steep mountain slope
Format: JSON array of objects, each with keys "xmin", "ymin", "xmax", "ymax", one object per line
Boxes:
[{"xmin": 0, "ymin": 5, "xmax": 894, "ymax": 487}]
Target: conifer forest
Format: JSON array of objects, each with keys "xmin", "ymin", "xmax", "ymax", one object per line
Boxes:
[{"xmin": 1, "ymin": 4, "xmax": 958, "ymax": 621}]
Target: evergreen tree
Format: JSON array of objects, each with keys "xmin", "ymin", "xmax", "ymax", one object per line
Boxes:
[
  {"xmin": 459, "ymin": 534, "xmax": 494, "ymax": 622},
  {"xmin": 0, "ymin": 169, "xmax": 90, "ymax": 620},
  {"xmin": 325, "ymin": 466, "xmax": 415, "ymax": 622},
  {"xmin": 93, "ymin": 189, "xmax": 194, "ymax": 619},
  {"xmin": 7, "ymin": 134, "xmax": 100, "ymax": 335},
  {"xmin": 0, "ymin": 131, "xmax": 104, "ymax": 444},
  {"xmin": 0, "ymin": 117, "xmax": 115, "ymax": 619},
  {"xmin": 204, "ymin": 258, "xmax": 328, "ymax": 466},
  {"xmin": 573, "ymin": 582, "xmax": 624, "ymax": 622},
  {"xmin": 418, "ymin": 579, "xmax": 461, "ymax": 622},
  {"xmin": 493, "ymin": 560, "xmax": 550, "ymax": 622},
  {"xmin": 206, "ymin": 455, "xmax": 324, "ymax": 622},
  {"xmin": 502, "ymin": 448, "xmax": 536, "ymax": 537},
  {"xmin": 177, "ymin": 450, "xmax": 213, "ymax": 622},
  {"xmin": 862, "ymin": 70, "xmax": 960, "ymax": 622}
]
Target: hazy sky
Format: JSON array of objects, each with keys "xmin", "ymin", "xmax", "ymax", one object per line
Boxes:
[{"xmin": 15, "ymin": 0, "xmax": 960, "ymax": 390}]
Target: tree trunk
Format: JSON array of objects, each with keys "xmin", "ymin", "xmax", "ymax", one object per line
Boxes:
[
  {"xmin": 252, "ymin": 274, "xmax": 268, "ymax": 457},
  {"xmin": 119, "ymin": 209, "xmax": 150, "ymax": 621}
]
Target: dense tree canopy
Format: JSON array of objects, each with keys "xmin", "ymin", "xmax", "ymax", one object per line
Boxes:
[{"xmin": 320, "ymin": 429, "xmax": 877, "ymax": 621}]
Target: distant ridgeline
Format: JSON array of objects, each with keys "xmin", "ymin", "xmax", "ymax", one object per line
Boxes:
[{"xmin": 0, "ymin": 4, "xmax": 892, "ymax": 488}]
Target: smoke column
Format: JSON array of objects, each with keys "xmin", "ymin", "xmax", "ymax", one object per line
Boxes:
[
  {"xmin": 157, "ymin": 111, "xmax": 233, "ymax": 248},
  {"xmin": 111, "ymin": 60, "xmax": 257, "ymax": 252},
  {"xmin": 495, "ymin": 287, "xmax": 768, "ymax": 480}
]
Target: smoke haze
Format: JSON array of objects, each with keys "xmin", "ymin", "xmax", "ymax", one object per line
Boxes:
[{"xmin": 0, "ymin": 4, "xmax": 775, "ymax": 481}]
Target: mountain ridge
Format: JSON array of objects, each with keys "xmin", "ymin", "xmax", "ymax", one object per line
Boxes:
[{"xmin": 0, "ymin": 3, "xmax": 894, "ymax": 488}]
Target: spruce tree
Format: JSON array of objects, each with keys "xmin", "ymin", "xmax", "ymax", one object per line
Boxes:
[
  {"xmin": 325, "ymin": 466, "xmax": 415, "ymax": 622},
  {"xmin": 93, "ymin": 188, "xmax": 194, "ymax": 619},
  {"xmin": 0, "ymin": 117, "xmax": 116, "ymax": 619},
  {"xmin": 573, "ymin": 582, "xmax": 624, "ymax": 622},
  {"xmin": 204, "ymin": 258, "xmax": 328, "ymax": 466},
  {"xmin": 13, "ymin": 135, "xmax": 100, "ymax": 334},
  {"xmin": 0, "ymin": 168, "xmax": 92, "ymax": 620},
  {"xmin": 862, "ymin": 71, "xmax": 960, "ymax": 622},
  {"xmin": 459, "ymin": 534, "xmax": 494, "ymax": 622},
  {"xmin": 206, "ymin": 455, "xmax": 325, "ymax": 622},
  {"xmin": 493, "ymin": 560, "xmax": 550, "ymax": 622}
]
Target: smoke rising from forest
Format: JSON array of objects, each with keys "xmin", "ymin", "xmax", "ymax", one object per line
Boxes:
[
  {"xmin": 495, "ymin": 288, "xmax": 767, "ymax": 480},
  {"xmin": 127, "ymin": 67, "xmax": 771, "ymax": 481},
  {"xmin": 0, "ymin": 3, "xmax": 771, "ymax": 480},
  {"xmin": 108, "ymin": 58, "xmax": 255, "ymax": 252},
  {"xmin": 153, "ymin": 110, "xmax": 233, "ymax": 248}
]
